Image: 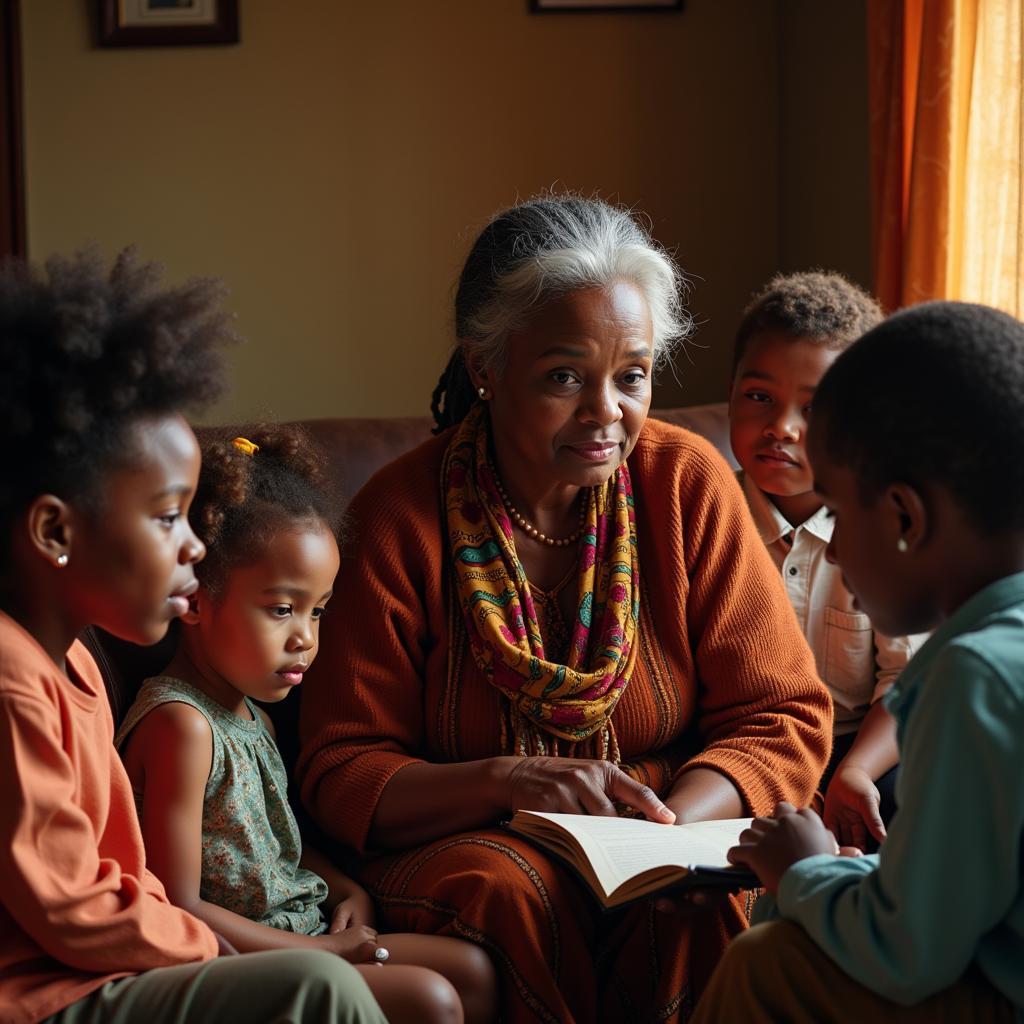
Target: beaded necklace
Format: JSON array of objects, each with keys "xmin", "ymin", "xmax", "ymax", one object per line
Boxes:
[{"xmin": 491, "ymin": 467, "xmax": 587, "ymax": 548}]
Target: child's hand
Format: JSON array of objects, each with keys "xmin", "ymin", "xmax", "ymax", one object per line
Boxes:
[
  {"xmin": 329, "ymin": 885, "xmax": 376, "ymax": 931},
  {"xmin": 823, "ymin": 764, "xmax": 886, "ymax": 851},
  {"xmin": 320, "ymin": 923, "xmax": 380, "ymax": 963},
  {"xmin": 727, "ymin": 802, "xmax": 838, "ymax": 894}
]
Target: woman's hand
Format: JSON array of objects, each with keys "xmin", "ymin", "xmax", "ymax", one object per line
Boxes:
[
  {"xmin": 506, "ymin": 756, "xmax": 675, "ymax": 822},
  {"xmin": 823, "ymin": 763, "xmax": 886, "ymax": 851},
  {"xmin": 727, "ymin": 802, "xmax": 838, "ymax": 894}
]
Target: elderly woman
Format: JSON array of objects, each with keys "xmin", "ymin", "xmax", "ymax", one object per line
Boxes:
[{"xmin": 298, "ymin": 195, "xmax": 831, "ymax": 1023}]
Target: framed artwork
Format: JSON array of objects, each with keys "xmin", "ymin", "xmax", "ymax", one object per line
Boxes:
[
  {"xmin": 96, "ymin": 0, "xmax": 239, "ymax": 47},
  {"xmin": 531, "ymin": 0, "xmax": 682, "ymax": 10}
]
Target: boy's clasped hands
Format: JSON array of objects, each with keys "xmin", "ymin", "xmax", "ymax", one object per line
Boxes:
[{"xmin": 728, "ymin": 802, "xmax": 863, "ymax": 894}]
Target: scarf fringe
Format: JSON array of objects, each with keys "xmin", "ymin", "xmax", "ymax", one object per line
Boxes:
[{"xmin": 501, "ymin": 704, "xmax": 622, "ymax": 764}]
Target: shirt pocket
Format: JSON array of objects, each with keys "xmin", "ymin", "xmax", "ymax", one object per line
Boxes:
[{"xmin": 823, "ymin": 605, "xmax": 876, "ymax": 709}]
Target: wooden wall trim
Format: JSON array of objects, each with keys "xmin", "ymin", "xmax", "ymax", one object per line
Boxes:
[{"xmin": 0, "ymin": 0, "xmax": 25, "ymax": 259}]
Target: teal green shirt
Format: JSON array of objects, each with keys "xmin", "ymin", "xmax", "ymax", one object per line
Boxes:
[{"xmin": 777, "ymin": 572, "xmax": 1024, "ymax": 1011}]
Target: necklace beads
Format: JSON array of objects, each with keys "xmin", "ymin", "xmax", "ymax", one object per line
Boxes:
[{"xmin": 492, "ymin": 469, "xmax": 587, "ymax": 548}]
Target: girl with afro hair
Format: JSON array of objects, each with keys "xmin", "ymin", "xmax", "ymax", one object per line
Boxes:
[{"xmin": 0, "ymin": 246, "xmax": 386, "ymax": 1024}]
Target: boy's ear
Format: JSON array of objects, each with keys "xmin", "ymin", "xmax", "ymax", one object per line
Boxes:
[
  {"xmin": 885, "ymin": 483, "xmax": 928, "ymax": 552},
  {"xmin": 25, "ymin": 494, "xmax": 73, "ymax": 569}
]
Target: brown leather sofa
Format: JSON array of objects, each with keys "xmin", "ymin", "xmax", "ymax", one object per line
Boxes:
[{"xmin": 85, "ymin": 402, "xmax": 734, "ymax": 771}]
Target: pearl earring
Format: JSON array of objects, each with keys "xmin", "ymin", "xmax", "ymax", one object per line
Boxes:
[
  {"xmin": 56, "ymin": 553, "xmax": 69, "ymax": 567},
  {"xmin": 477, "ymin": 386, "xmax": 490, "ymax": 400},
  {"xmin": 896, "ymin": 538, "xmax": 908, "ymax": 553}
]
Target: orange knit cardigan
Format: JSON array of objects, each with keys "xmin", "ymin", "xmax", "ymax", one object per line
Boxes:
[{"xmin": 298, "ymin": 418, "xmax": 832, "ymax": 851}]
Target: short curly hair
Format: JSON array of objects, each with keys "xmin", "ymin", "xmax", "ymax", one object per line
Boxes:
[
  {"xmin": 0, "ymin": 246, "xmax": 238, "ymax": 564},
  {"xmin": 812, "ymin": 300, "xmax": 1024, "ymax": 534},
  {"xmin": 191, "ymin": 424, "xmax": 344, "ymax": 598},
  {"xmin": 732, "ymin": 270, "xmax": 883, "ymax": 375}
]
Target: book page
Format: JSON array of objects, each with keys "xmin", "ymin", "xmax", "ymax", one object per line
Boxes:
[{"xmin": 518, "ymin": 812, "xmax": 751, "ymax": 898}]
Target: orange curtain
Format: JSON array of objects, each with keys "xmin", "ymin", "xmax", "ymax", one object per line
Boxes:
[{"xmin": 868, "ymin": 0, "xmax": 1023, "ymax": 317}]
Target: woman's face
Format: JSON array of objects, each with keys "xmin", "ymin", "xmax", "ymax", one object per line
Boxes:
[{"xmin": 477, "ymin": 281, "xmax": 654, "ymax": 491}]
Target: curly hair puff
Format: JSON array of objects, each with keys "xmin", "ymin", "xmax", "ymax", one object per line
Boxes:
[
  {"xmin": 190, "ymin": 424, "xmax": 344, "ymax": 597},
  {"xmin": 0, "ymin": 245, "xmax": 238, "ymax": 562},
  {"xmin": 732, "ymin": 270, "xmax": 883, "ymax": 375}
]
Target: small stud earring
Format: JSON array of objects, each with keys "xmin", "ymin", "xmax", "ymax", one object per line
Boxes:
[
  {"xmin": 477, "ymin": 386, "xmax": 490, "ymax": 400},
  {"xmin": 56, "ymin": 553, "xmax": 69, "ymax": 567},
  {"xmin": 896, "ymin": 538, "xmax": 908, "ymax": 553}
]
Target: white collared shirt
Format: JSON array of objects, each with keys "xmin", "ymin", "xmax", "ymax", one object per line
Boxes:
[{"xmin": 739, "ymin": 472, "xmax": 928, "ymax": 735}]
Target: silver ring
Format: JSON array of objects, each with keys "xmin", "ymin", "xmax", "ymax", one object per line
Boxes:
[{"xmin": 373, "ymin": 946, "xmax": 390, "ymax": 962}]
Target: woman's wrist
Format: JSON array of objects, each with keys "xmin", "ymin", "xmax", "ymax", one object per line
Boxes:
[
  {"xmin": 666, "ymin": 768, "xmax": 744, "ymax": 823},
  {"xmin": 487, "ymin": 755, "xmax": 521, "ymax": 814}
]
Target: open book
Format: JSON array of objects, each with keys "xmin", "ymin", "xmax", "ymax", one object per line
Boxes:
[{"xmin": 507, "ymin": 810, "xmax": 758, "ymax": 910}]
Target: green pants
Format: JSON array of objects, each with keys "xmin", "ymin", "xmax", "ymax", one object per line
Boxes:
[
  {"xmin": 692, "ymin": 920, "xmax": 1015, "ymax": 1023},
  {"xmin": 44, "ymin": 949, "xmax": 387, "ymax": 1024}
]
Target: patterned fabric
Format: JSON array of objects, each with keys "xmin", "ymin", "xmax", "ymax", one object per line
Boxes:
[
  {"xmin": 115, "ymin": 677, "xmax": 328, "ymax": 935},
  {"xmin": 442, "ymin": 404, "xmax": 640, "ymax": 759}
]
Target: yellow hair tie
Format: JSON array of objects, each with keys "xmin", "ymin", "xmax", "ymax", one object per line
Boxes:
[{"xmin": 232, "ymin": 436, "xmax": 259, "ymax": 457}]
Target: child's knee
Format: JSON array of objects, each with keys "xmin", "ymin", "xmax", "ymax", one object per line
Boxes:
[
  {"xmin": 365, "ymin": 964, "xmax": 463, "ymax": 1024},
  {"xmin": 416, "ymin": 969, "xmax": 463, "ymax": 1024},
  {"xmin": 453, "ymin": 943, "xmax": 499, "ymax": 1021},
  {"xmin": 463, "ymin": 940, "xmax": 497, "ymax": 990}
]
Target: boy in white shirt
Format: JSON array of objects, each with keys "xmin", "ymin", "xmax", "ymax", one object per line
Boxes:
[{"xmin": 729, "ymin": 271, "xmax": 926, "ymax": 850}]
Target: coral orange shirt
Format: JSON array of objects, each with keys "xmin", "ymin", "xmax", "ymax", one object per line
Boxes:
[{"xmin": 0, "ymin": 612, "xmax": 217, "ymax": 1024}]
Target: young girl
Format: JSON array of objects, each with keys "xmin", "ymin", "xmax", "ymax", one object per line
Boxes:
[
  {"xmin": 694, "ymin": 300, "xmax": 1024, "ymax": 1021},
  {"xmin": 116, "ymin": 426, "xmax": 497, "ymax": 1024},
  {"xmin": 0, "ymin": 247, "xmax": 386, "ymax": 1024}
]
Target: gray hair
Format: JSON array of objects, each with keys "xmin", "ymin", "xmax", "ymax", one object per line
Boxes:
[
  {"xmin": 456, "ymin": 194, "xmax": 692, "ymax": 375},
  {"xmin": 431, "ymin": 194, "xmax": 693, "ymax": 432}
]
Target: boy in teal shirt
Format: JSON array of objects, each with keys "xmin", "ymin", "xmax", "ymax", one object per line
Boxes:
[{"xmin": 694, "ymin": 301, "xmax": 1024, "ymax": 1022}]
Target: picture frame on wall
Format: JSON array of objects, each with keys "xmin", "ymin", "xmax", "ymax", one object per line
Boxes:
[
  {"xmin": 96, "ymin": 0, "xmax": 239, "ymax": 47},
  {"xmin": 531, "ymin": 0, "xmax": 682, "ymax": 11}
]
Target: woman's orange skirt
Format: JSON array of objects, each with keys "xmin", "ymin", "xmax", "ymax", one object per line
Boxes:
[{"xmin": 360, "ymin": 827, "xmax": 751, "ymax": 1024}]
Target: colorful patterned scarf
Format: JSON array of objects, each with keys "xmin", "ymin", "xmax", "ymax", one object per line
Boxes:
[{"xmin": 442, "ymin": 405, "xmax": 640, "ymax": 761}]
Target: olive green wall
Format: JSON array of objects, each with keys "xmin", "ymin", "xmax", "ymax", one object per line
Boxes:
[
  {"xmin": 21, "ymin": 0, "xmax": 868, "ymax": 422},
  {"xmin": 778, "ymin": 0, "xmax": 871, "ymax": 287}
]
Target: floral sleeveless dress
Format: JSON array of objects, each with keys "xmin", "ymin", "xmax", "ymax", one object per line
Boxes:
[{"xmin": 116, "ymin": 676, "xmax": 328, "ymax": 935}]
